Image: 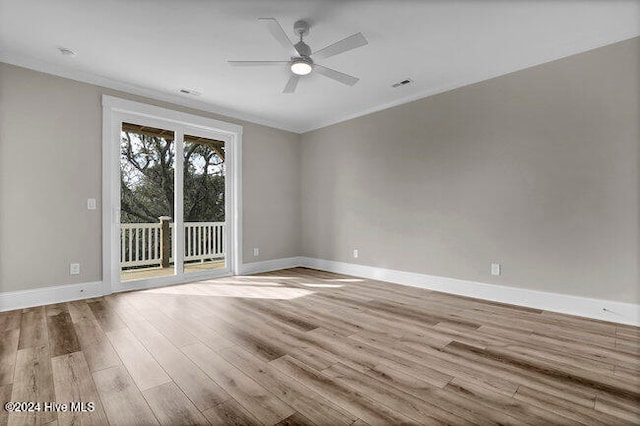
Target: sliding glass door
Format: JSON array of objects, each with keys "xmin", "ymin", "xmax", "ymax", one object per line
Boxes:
[
  {"xmin": 119, "ymin": 123, "xmax": 177, "ymax": 282},
  {"xmin": 103, "ymin": 96, "xmax": 240, "ymax": 293},
  {"xmin": 182, "ymin": 133, "xmax": 227, "ymax": 274}
]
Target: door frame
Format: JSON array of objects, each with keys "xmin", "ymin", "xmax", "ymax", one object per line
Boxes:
[{"xmin": 101, "ymin": 95, "xmax": 242, "ymax": 295}]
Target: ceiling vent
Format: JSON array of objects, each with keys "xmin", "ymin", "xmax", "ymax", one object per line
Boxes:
[
  {"xmin": 178, "ymin": 88, "xmax": 201, "ymax": 96},
  {"xmin": 392, "ymin": 79, "xmax": 413, "ymax": 88}
]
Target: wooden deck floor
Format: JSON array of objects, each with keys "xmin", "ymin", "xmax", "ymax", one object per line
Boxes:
[
  {"xmin": 1, "ymin": 267, "xmax": 638, "ymax": 425},
  {"xmin": 121, "ymin": 260, "xmax": 225, "ymax": 282}
]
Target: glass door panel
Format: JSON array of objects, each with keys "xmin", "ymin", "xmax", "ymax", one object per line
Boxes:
[
  {"xmin": 183, "ymin": 134, "xmax": 226, "ymax": 273},
  {"xmin": 120, "ymin": 122, "xmax": 176, "ymax": 282}
]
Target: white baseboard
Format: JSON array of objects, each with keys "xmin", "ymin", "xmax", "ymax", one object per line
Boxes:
[
  {"xmin": 0, "ymin": 281, "xmax": 103, "ymax": 312},
  {"xmin": 299, "ymin": 257, "xmax": 640, "ymax": 327},
  {"xmin": 240, "ymin": 257, "xmax": 302, "ymax": 275}
]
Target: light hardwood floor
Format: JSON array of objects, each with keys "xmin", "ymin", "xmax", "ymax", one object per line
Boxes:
[{"xmin": 1, "ymin": 267, "xmax": 639, "ymax": 425}]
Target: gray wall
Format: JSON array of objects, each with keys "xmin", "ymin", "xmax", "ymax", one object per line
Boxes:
[
  {"xmin": 300, "ymin": 37, "xmax": 639, "ymax": 303},
  {"xmin": 0, "ymin": 63, "xmax": 300, "ymax": 293}
]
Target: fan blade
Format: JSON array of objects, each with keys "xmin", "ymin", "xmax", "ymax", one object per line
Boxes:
[
  {"xmin": 228, "ymin": 61, "xmax": 289, "ymax": 66},
  {"xmin": 314, "ymin": 65, "xmax": 359, "ymax": 86},
  {"xmin": 283, "ymin": 75, "xmax": 300, "ymax": 93},
  {"xmin": 313, "ymin": 32, "xmax": 368, "ymax": 59},
  {"xmin": 259, "ymin": 18, "xmax": 299, "ymax": 56}
]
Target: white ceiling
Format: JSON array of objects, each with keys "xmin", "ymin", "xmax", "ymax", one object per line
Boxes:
[{"xmin": 1, "ymin": 0, "xmax": 638, "ymax": 133}]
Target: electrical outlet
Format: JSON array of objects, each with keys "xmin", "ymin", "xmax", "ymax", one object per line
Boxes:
[
  {"xmin": 253, "ymin": 248, "xmax": 259, "ymax": 257},
  {"xmin": 70, "ymin": 263, "xmax": 80, "ymax": 275},
  {"xmin": 491, "ymin": 263, "xmax": 501, "ymax": 276},
  {"xmin": 353, "ymin": 249, "xmax": 359, "ymax": 258},
  {"xmin": 87, "ymin": 198, "xmax": 97, "ymax": 210}
]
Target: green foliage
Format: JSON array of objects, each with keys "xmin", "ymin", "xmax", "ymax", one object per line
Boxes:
[{"xmin": 120, "ymin": 132, "xmax": 225, "ymax": 224}]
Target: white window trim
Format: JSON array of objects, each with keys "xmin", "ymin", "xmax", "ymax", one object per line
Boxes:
[{"xmin": 101, "ymin": 95, "xmax": 243, "ymax": 295}]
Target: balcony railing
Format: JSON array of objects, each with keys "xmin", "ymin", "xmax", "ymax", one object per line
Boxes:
[{"xmin": 120, "ymin": 221, "xmax": 225, "ymax": 269}]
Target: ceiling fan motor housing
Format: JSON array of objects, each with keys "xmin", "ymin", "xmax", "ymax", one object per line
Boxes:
[{"xmin": 294, "ymin": 41, "xmax": 312, "ymax": 57}]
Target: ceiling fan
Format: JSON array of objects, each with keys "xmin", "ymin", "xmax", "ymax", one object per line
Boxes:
[{"xmin": 228, "ymin": 18, "xmax": 368, "ymax": 93}]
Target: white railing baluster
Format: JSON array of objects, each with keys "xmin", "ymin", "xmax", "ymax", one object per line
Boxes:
[
  {"xmin": 120, "ymin": 221, "xmax": 225, "ymax": 269},
  {"xmin": 209, "ymin": 225, "xmax": 213, "ymax": 255},
  {"xmin": 128, "ymin": 228, "xmax": 133, "ymax": 263},
  {"xmin": 135, "ymin": 227, "xmax": 140, "ymax": 261},
  {"xmin": 195, "ymin": 225, "xmax": 199, "ymax": 257},
  {"xmin": 141, "ymin": 227, "xmax": 146, "ymax": 262},
  {"xmin": 187, "ymin": 224, "xmax": 191, "ymax": 257},
  {"xmin": 196, "ymin": 226, "xmax": 202, "ymax": 256},
  {"xmin": 216, "ymin": 224, "xmax": 219, "ymax": 255}
]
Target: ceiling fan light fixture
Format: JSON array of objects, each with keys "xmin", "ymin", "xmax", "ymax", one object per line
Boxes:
[
  {"xmin": 290, "ymin": 59, "xmax": 312, "ymax": 76},
  {"xmin": 228, "ymin": 18, "xmax": 367, "ymax": 93}
]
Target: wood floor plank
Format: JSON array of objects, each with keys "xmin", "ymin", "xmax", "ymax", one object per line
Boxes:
[
  {"xmin": 119, "ymin": 312, "xmax": 230, "ymax": 411},
  {"xmin": 142, "ymin": 382, "xmax": 209, "ymax": 425},
  {"xmin": 0, "ymin": 329, "xmax": 19, "ymax": 386},
  {"xmin": 17, "ymin": 307, "xmax": 47, "ymax": 350},
  {"xmin": 444, "ymin": 378, "xmax": 578, "ymax": 426},
  {"xmin": 87, "ymin": 301, "xmax": 127, "ymax": 333},
  {"xmin": 477, "ymin": 327, "xmax": 617, "ymax": 375},
  {"xmin": 73, "ymin": 319, "xmax": 121, "ymax": 372},
  {"xmin": 154, "ymin": 309, "xmax": 235, "ymax": 352},
  {"xmin": 513, "ymin": 384, "xmax": 636, "ymax": 425},
  {"xmin": 9, "ymin": 345, "xmax": 56, "ymax": 425},
  {"xmin": 0, "ymin": 310, "xmax": 22, "ymax": 333},
  {"xmin": 0, "ymin": 384, "xmax": 12, "ymax": 426},
  {"xmin": 369, "ymin": 361, "xmax": 452, "ymax": 390},
  {"xmin": 594, "ymin": 394, "xmax": 640, "ymax": 424},
  {"xmin": 66, "ymin": 301, "xmax": 96, "ymax": 324},
  {"xmin": 437, "ymin": 340, "xmax": 599, "ymax": 408},
  {"xmin": 202, "ymin": 399, "xmax": 261, "ymax": 426},
  {"xmin": 182, "ymin": 342, "xmax": 296, "ymax": 425},
  {"xmin": 274, "ymin": 412, "xmax": 316, "ymax": 426},
  {"xmin": 287, "ymin": 346, "xmax": 341, "ymax": 371},
  {"xmin": 133, "ymin": 307, "xmax": 200, "ymax": 348},
  {"xmin": 237, "ymin": 299, "xmax": 319, "ymax": 332},
  {"xmin": 202, "ymin": 399, "xmax": 260, "ymax": 426},
  {"xmin": 92, "ymin": 366, "xmax": 158, "ymax": 426},
  {"xmin": 269, "ymin": 355, "xmax": 420, "ymax": 426},
  {"xmin": 358, "ymin": 333, "xmax": 515, "ymax": 400},
  {"xmin": 321, "ymin": 362, "xmax": 472, "ymax": 425},
  {"xmin": 194, "ymin": 312, "xmax": 290, "ymax": 362},
  {"xmin": 45, "ymin": 305, "xmax": 80, "ymax": 358},
  {"xmin": 51, "ymin": 351, "xmax": 109, "ymax": 426},
  {"xmin": 218, "ymin": 345, "xmax": 357, "ymax": 426},
  {"xmin": 445, "ymin": 341, "xmax": 640, "ymax": 401},
  {"xmin": 105, "ymin": 328, "xmax": 171, "ymax": 391}
]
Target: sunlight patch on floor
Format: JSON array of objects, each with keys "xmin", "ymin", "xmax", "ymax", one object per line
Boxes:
[
  {"xmin": 298, "ymin": 283, "xmax": 344, "ymax": 288},
  {"xmin": 199, "ymin": 278, "xmax": 286, "ymax": 286},
  {"xmin": 142, "ymin": 283, "xmax": 313, "ymax": 299},
  {"xmin": 237, "ymin": 275, "xmax": 297, "ymax": 280}
]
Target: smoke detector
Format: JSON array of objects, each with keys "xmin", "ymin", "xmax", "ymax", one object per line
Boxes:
[{"xmin": 58, "ymin": 47, "xmax": 76, "ymax": 57}]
